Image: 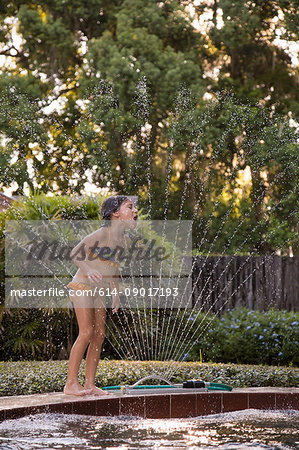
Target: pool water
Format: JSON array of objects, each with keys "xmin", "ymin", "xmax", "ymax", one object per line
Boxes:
[{"xmin": 0, "ymin": 410, "xmax": 298, "ymax": 449}]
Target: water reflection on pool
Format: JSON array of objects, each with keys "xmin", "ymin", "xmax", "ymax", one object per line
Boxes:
[{"xmin": 0, "ymin": 409, "xmax": 298, "ymax": 449}]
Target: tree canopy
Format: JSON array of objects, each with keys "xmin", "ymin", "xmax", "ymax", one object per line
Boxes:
[{"xmin": 0, "ymin": 0, "xmax": 298, "ymax": 253}]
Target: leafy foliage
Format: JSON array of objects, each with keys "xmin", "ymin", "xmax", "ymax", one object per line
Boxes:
[
  {"xmin": 0, "ymin": 1, "xmax": 297, "ymax": 253},
  {"xmin": 189, "ymin": 308, "xmax": 299, "ymax": 367}
]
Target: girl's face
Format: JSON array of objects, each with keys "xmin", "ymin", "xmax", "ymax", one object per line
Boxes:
[{"xmin": 112, "ymin": 199, "xmax": 138, "ymax": 229}]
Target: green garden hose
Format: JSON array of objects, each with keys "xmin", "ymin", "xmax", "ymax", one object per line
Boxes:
[{"xmin": 102, "ymin": 382, "xmax": 232, "ymax": 391}]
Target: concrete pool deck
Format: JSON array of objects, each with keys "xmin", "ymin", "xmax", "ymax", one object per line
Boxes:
[{"xmin": 0, "ymin": 387, "xmax": 298, "ymax": 421}]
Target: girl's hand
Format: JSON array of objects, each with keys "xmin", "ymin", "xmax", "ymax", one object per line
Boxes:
[
  {"xmin": 112, "ymin": 295, "xmax": 120, "ymax": 314},
  {"xmin": 86, "ymin": 269, "xmax": 103, "ymax": 283}
]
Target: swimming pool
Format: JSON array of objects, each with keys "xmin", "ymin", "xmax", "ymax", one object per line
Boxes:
[{"xmin": 0, "ymin": 410, "xmax": 298, "ymax": 449}]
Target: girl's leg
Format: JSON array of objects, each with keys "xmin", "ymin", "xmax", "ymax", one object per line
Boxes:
[
  {"xmin": 64, "ymin": 297, "xmax": 95, "ymax": 396},
  {"xmin": 84, "ymin": 307, "xmax": 109, "ymax": 395}
]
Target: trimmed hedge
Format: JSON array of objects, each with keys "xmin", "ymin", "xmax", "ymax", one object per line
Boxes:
[{"xmin": 0, "ymin": 360, "xmax": 298, "ymax": 396}]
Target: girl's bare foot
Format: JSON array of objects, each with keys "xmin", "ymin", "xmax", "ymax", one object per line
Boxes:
[
  {"xmin": 64, "ymin": 383, "xmax": 93, "ymax": 396},
  {"xmin": 84, "ymin": 385, "xmax": 111, "ymax": 396}
]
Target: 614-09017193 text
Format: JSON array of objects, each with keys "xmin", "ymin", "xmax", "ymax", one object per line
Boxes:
[{"xmin": 89, "ymin": 286, "xmax": 180, "ymax": 297}]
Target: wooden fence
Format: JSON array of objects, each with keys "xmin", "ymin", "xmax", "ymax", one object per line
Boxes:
[{"xmin": 191, "ymin": 256, "xmax": 299, "ymax": 312}]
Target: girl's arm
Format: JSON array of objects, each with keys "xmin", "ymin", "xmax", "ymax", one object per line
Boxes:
[
  {"xmin": 110, "ymin": 234, "xmax": 131, "ymax": 313},
  {"xmin": 69, "ymin": 228, "xmax": 107, "ymax": 283}
]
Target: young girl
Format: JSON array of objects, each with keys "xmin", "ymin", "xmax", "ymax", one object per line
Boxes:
[{"xmin": 64, "ymin": 196, "xmax": 138, "ymax": 396}]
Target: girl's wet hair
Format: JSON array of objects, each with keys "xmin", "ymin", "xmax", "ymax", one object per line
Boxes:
[{"xmin": 101, "ymin": 196, "xmax": 130, "ymax": 224}]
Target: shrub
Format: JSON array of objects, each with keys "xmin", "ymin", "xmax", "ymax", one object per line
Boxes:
[{"xmin": 189, "ymin": 308, "xmax": 299, "ymax": 367}]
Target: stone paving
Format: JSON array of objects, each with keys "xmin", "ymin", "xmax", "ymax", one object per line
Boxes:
[{"xmin": 0, "ymin": 387, "xmax": 298, "ymax": 421}]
